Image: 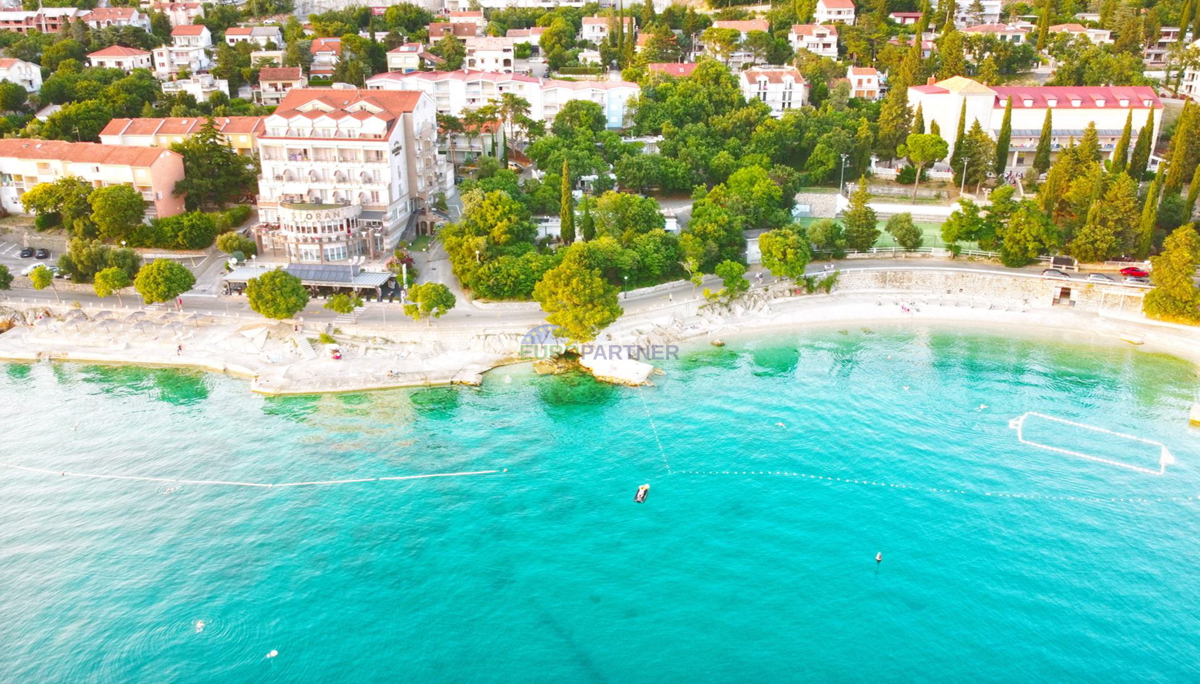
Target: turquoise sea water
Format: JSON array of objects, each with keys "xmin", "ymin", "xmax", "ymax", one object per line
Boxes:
[{"xmin": 2, "ymin": 325, "xmax": 1200, "ymax": 682}]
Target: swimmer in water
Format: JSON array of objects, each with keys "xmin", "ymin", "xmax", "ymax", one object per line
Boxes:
[
  {"xmin": 266, "ymin": 650, "xmax": 278, "ymax": 659},
  {"xmin": 978, "ymin": 404, "xmax": 988, "ymax": 410},
  {"xmin": 775, "ymin": 422, "xmax": 786, "ymax": 428},
  {"xmin": 195, "ymin": 620, "xmax": 205, "ymax": 633},
  {"xmin": 876, "ymin": 552, "xmax": 883, "ymax": 563}
]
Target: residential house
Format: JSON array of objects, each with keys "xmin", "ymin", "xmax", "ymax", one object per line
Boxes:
[
  {"xmin": 0, "ymin": 58, "xmax": 42, "ymax": 92},
  {"xmin": 1048, "ymin": 23, "xmax": 1112, "ymax": 45},
  {"xmin": 254, "ymin": 88, "xmax": 443, "ymax": 261},
  {"xmin": 161, "ymin": 73, "xmax": 229, "ymax": 101},
  {"xmin": 739, "ymin": 67, "xmax": 808, "ymax": 117},
  {"xmin": 847, "ymin": 65, "xmax": 880, "ymax": 99},
  {"xmin": 309, "ymin": 37, "xmax": 341, "ymax": 78},
  {"xmin": 80, "ymin": 7, "xmax": 151, "ymax": 31},
  {"xmin": 704, "ymin": 19, "xmax": 769, "ymax": 67},
  {"xmin": 953, "ymin": 0, "xmax": 1002, "ymax": 27},
  {"xmin": 100, "ymin": 116, "xmax": 263, "ymax": 156},
  {"xmin": 1180, "ymin": 39, "xmax": 1200, "ymax": 101},
  {"xmin": 581, "ymin": 15, "xmax": 635, "ymax": 44},
  {"xmin": 0, "ymin": 7, "xmax": 80, "ymax": 34},
  {"xmin": 256, "ymin": 67, "xmax": 306, "ymax": 107},
  {"xmin": 0, "ymin": 139, "xmax": 185, "ymax": 219},
  {"xmin": 646, "ymin": 62, "xmax": 697, "ymax": 78},
  {"xmin": 87, "ymin": 46, "xmax": 153, "ymax": 73},
  {"xmin": 386, "ymin": 43, "xmax": 443, "ymax": 73},
  {"xmin": 152, "ymin": 24, "xmax": 213, "ymax": 77},
  {"xmin": 428, "ymin": 21, "xmax": 481, "ymax": 42},
  {"xmin": 1145, "ymin": 26, "xmax": 1181, "ymax": 67},
  {"xmin": 889, "ymin": 11, "xmax": 922, "ymax": 25},
  {"xmin": 962, "ymin": 23, "xmax": 1029, "ymax": 44},
  {"xmin": 814, "ymin": 0, "xmax": 856, "ymax": 25},
  {"xmin": 908, "ymin": 76, "xmax": 1163, "ymax": 170},
  {"xmin": 148, "ymin": 2, "xmax": 204, "ymax": 27},
  {"xmin": 224, "ymin": 26, "xmax": 284, "ymax": 48},
  {"xmin": 447, "ymin": 10, "xmax": 486, "ymax": 31},
  {"xmin": 464, "ymin": 37, "xmax": 522, "ymax": 73},
  {"xmin": 789, "ymin": 24, "xmax": 839, "ymax": 59}
]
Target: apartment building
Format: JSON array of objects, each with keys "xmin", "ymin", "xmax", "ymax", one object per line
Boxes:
[
  {"xmin": 953, "ymin": 0, "xmax": 1001, "ymax": 26},
  {"xmin": 224, "ymin": 26, "xmax": 284, "ymax": 48},
  {"xmin": 0, "ymin": 7, "xmax": 80, "ymax": 34},
  {"xmin": 1145, "ymin": 26, "xmax": 1181, "ymax": 67},
  {"xmin": 789, "ymin": 24, "xmax": 839, "ymax": 59},
  {"xmin": 446, "ymin": 10, "xmax": 486, "ymax": 31},
  {"xmin": 366, "ymin": 69, "xmax": 639, "ymax": 133},
  {"xmin": 80, "ymin": 7, "xmax": 151, "ymax": 31},
  {"xmin": 703, "ymin": 20, "xmax": 769, "ymax": 67},
  {"xmin": 464, "ymin": 37, "xmax": 524, "ymax": 73},
  {"xmin": 889, "ymin": 12, "xmax": 923, "ymax": 25},
  {"xmin": 814, "ymin": 0, "xmax": 856, "ymax": 25},
  {"xmin": 428, "ymin": 22, "xmax": 481, "ymax": 41},
  {"xmin": 257, "ymin": 67, "xmax": 307, "ymax": 107},
  {"xmin": 0, "ymin": 58, "xmax": 42, "ymax": 92},
  {"xmin": 100, "ymin": 116, "xmax": 263, "ymax": 156},
  {"xmin": 386, "ymin": 43, "xmax": 443, "ymax": 73},
  {"xmin": 161, "ymin": 73, "xmax": 229, "ymax": 101},
  {"xmin": 739, "ymin": 67, "xmax": 808, "ymax": 118},
  {"xmin": 152, "ymin": 24, "xmax": 214, "ymax": 77},
  {"xmin": 0, "ymin": 139, "xmax": 185, "ymax": 219},
  {"xmin": 1180, "ymin": 39, "xmax": 1200, "ymax": 101},
  {"xmin": 962, "ymin": 23, "xmax": 1029, "ymax": 43},
  {"xmin": 254, "ymin": 89, "xmax": 442, "ymax": 262},
  {"xmin": 87, "ymin": 46, "xmax": 153, "ymax": 73},
  {"xmin": 908, "ymin": 76, "xmax": 1163, "ymax": 170},
  {"xmin": 147, "ymin": 2, "xmax": 204, "ymax": 27}
]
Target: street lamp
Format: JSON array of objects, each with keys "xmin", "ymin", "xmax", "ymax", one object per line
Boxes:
[
  {"xmin": 475, "ymin": 249, "xmax": 480, "ymax": 263},
  {"xmin": 960, "ymin": 157, "xmax": 969, "ymax": 196},
  {"xmin": 623, "ymin": 274, "xmax": 629, "ymax": 299},
  {"xmin": 839, "ymin": 153, "xmax": 849, "ymax": 195}
]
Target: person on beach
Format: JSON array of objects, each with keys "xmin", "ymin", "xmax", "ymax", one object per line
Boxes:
[{"xmin": 177, "ymin": 344, "xmax": 182, "ymax": 356}]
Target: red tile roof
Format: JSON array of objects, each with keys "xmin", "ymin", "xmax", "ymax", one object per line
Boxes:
[
  {"xmin": 0, "ymin": 139, "xmax": 176, "ymax": 166},
  {"xmin": 848, "ymin": 66, "xmax": 878, "ymax": 76},
  {"xmin": 258, "ymin": 67, "xmax": 303, "ymax": 82},
  {"xmin": 275, "ymin": 89, "xmax": 423, "ymax": 119},
  {"xmin": 88, "ymin": 45, "xmax": 150, "ymax": 58},
  {"xmin": 647, "ymin": 62, "xmax": 697, "ymax": 77},
  {"xmin": 742, "ymin": 67, "xmax": 806, "ymax": 84},
  {"xmin": 712, "ymin": 20, "xmax": 769, "ymax": 32},
  {"xmin": 171, "ymin": 24, "xmax": 207, "ymax": 36},
  {"xmin": 100, "ymin": 116, "xmax": 265, "ymax": 138},
  {"xmin": 791, "ymin": 23, "xmax": 838, "ymax": 36},
  {"xmin": 990, "ymin": 85, "xmax": 1162, "ymax": 109},
  {"xmin": 311, "ymin": 37, "xmax": 341, "ymax": 54},
  {"xmin": 818, "ymin": 0, "xmax": 856, "ymax": 9},
  {"xmin": 83, "ymin": 8, "xmax": 138, "ymax": 21}
]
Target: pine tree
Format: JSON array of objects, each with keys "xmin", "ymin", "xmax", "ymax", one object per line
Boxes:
[
  {"xmin": 1163, "ymin": 102, "xmax": 1194, "ymax": 195},
  {"xmin": 930, "ymin": 120, "xmax": 940, "ymax": 136},
  {"xmin": 937, "ymin": 30, "xmax": 967, "ymax": 79},
  {"xmin": 499, "ymin": 127, "xmax": 508, "ymax": 166},
  {"xmin": 560, "ymin": 159, "xmax": 575, "ymax": 244},
  {"xmin": 1078, "ymin": 122, "xmax": 1101, "ymax": 164},
  {"xmin": 913, "ymin": 103, "xmax": 925, "ymax": 134},
  {"xmin": 875, "ymin": 86, "xmax": 911, "ymax": 162},
  {"xmin": 1128, "ymin": 108, "xmax": 1156, "ymax": 182},
  {"xmin": 950, "ymin": 98, "xmax": 968, "ymax": 170},
  {"xmin": 1030, "ymin": 107, "xmax": 1053, "ymax": 178},
  {"xmin": 1137, "ymin": 173, "xmax": 1161, "ymax": 259},
  {"xmin": 1110, "ymin": 109, "xmax": 1133, "ymax": 175},
  {"xmin": 994, "ymin": 96, "xmax": 1013, "ymax": 177},
  {"xmin": 1185, "ymin": 162, "xmax": 1200, "ymax": 220}
]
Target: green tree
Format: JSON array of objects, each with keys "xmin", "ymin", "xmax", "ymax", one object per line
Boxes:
[
  {"xmin": 1185, "ymin": 162, "xmax": 1200, "ymax": 220},
  {"xmin": 1163, "ymin": 102, "xmax": 1195, "ymax": 195},
  {"xmin": 1142, "ymin": 225, "xmax": 1200, "ymax": 323},
  {"xmin": 0, "ymin": 264, "xmax": 11, "ymax": 299},
  {"xmin": 713, "ymin": 259, "xmax": 749, "ymax": 300},
  {"xmin": 887, "ymin": 213, "xmax": 924, "ymax": 250},
  {"xmin": 1036, "ymin": 0, "xmax": 1052, "ymax": 50},
  {"xmin": 404, "ymin": 282, "xmax": 456, "ymax": 324},
  {"xmin": 937, "ymin": 30, "xmax": 967, "ymax": 79},
  {"xmin": 435, "ymin": 34, "xmax": 465, "ymax": 70},
  {"xmin": 875, "ymin": 85, "xmax": 911, "ymax": 162},
  {"xmin": 216, "ymin": 232, "xmax": 257, "ymax": 257},
  {"xmin": 1137, "ymin": 174, "xmax": 1162, "ymax": 259},
  {"xmin": 843, "ymin": 178, "xmax": 880, "ymax": 252},
  {"xmin": 134, "ymin": 259, "xmax": 196, "ymax": 304},
  {"xmin": 93, "ymin": 266, "xmax": 131, "ymax": 306},
  {"xmin": 759, "ymin": 226, "xmax": 811, "ymax": 280},
  {"xmin": 1029, "ymin": 108, "xmax": 1053, "ymax": 179},
  {"xmin": 808, "ymin": 218, "xmax": 847, "ymax": 258},
  {"xmin": 88, "ymin": 185, "xmax": 145, "ymax": 242},
  {"xmin": 999, "ymin": 202, "xmax": 1056, "ymax": 267},
  {"xmin": 41, "ymin": 99, "xmax": 112, "ymax": 142},
  {"xmin": 170, "ymin": 117, "xmax": 258, "ymax": 210},
  {"xmin": 993, "ymin": 96, "xmax": 1013, "ymax": 177},
  {"xmin": 21, "ymin": 176, "xmax": 94, "ymax": 237},
  {"xmin": 533, "ymin": 258, "xmax": 621, "ymax": 342},
  {"xmin": 899, "ymin": 132, "xmax": 949, "ymax": 199},
  {"xmin": 246, "ymin": 269, "xmax": 309, "ymax": 319},
  {"xmin": 1110, "ymin": 109, "xmax": 1133, "ymax": 176},
  {"xmin": 0, "ymin": 81, "xmax": 28, "ymax": 112},
  {"xmin": 1128, "ymin": 108, "xmax": 1156, "ymax": 182},
  {"xmin": 941, "ymin": 197, "xmax": 984, "ymax": 249},
  {"xmin": 560, "ymin": 159, "xmax": 575, "ymax": 244},
  {"xmin": 324, "ymin": 293, "xmax": 363, "ymax": 314},
  {"xmin": 950, "ymin": 98, "xmax": 968, "ymax": 171},
  {"xmin": 29, "ymin": 264, "xmax": 56, "ymax": 300},
  {"xmin": 580, "ymin": 196, "xmax": 596, "ymax": 241},
  {"xmin": 958, "ymin": 120, "xmax": 995, "ymax": 192}
]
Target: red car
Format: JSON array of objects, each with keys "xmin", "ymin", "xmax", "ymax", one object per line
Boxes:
[{"xmin": 1120, "ymin": 267, "xmax": 1149, "ymax": 277}]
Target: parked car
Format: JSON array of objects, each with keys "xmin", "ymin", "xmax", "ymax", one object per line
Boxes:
[
  {"xmin": 34, "ymin": 248, "xmax": 49, "ymax": 259},
  {"xmin": 1124, "ymin": 276, "xmax": 1151, "ymax": 285},
  {"xmin": 20, "ymin": 263, "xmax": 57, "ymax": 276},
  {"xmin": 18, "ymin": 247, "xmax": 34, "ymax": 258},
  {"xmin": 1086, "ymin": 273, "xmax": 1115, "ymax": 283},
  {"xmin": 1041, "ymin": 269, "xmax": 1070, "ymax": 280},
  {"xmin": 1119, "ymin": 266, "xmax": 1149, "ymax": 277}
]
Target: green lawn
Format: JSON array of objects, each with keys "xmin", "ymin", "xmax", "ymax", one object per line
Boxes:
[{"xmin": 409, "ymin": 235, "xmax": 433, "ymax": 252}]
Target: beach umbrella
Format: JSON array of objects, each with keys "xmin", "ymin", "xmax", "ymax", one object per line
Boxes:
[
  {"xmin": 130, "ymin": 320, "xmax": 153, "ymax": 333},
  {"xmin": 157, "ymin": 311, "xmax": 181, "ymax": 323},
  {"xmin": 92, "ymin": 310, "xmax": 116, "ymax": 321},
  {"xmin": 184, "ymin": 313, "xmax": 208, "ymax": 327},
  {"xmin": 124, "ymin": 311, "xmax": 147, "ymax": 322},
  {"xmin": 63, "ymin": 310, "xmax": 87, "ymax": 322},
  {"xmin": 94, "ymin": 319, "xmax": 119, "ymax": 332}
]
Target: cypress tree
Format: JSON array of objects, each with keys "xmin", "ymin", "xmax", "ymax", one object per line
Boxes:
[
  {"xmin": 1128, "ymin": 108, "xmax": 1155, "ymax": 182},
  {"xmin": 913, "ymin": 103, "xmax": 925, "ymax": 134},
  {"xmin": 1186, "ymin": 161, "xmax": 1200, "ymax": 220},
  {"xmin": 500, "ymin": 127, "xmax": 508, "ymax": 166},
  {"xmin": 1031, "ymin": 107, "xmax": 1053, "ymax": 177},
  {"xmin": 930, "ymin": 120, "xmax": 940, "ymax": 136},
  {"xmin": 875, "ymin": 85, "xmax": 911, "ymax": 162},
  {"xmin": 1163, "ymin": 102, "xmax": 1193, "ymax": 195},
  {"xmin": 1036, "ymin": 0, "xmax": 1052, "ymax": 51},
  {"xmin": 580, "ymin": 196, "xmax": 596, "ymax": 241},
  {"xmin": 994, "ymin": 96, "xmax": 1013, "ymax": 177},
  {"xmin": 1137, "ymin": 173, "xmax": 1161, "ymax": 259},
  {"xmin": 1110, "ymin": 109, "xmax": 1133, "ymax": 175},
  {"xmin": 950, "ymin": 98, "xmax": 967, "ymax": 170},
  {"xmin": 560, "ymin": 159, "xmax": 575, "ymax": 244},
  {"xmin": 1194, "ymin": 4, "xmax": 1200, "ymax": 43}
]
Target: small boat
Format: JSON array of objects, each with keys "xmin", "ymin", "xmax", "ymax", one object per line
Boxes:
[{"xmin": 634, "ymin": 484, "xmax": 650, "ymax": 503}]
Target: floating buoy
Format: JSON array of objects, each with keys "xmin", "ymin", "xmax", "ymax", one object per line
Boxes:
[
  {"xmin": 266, "ymin": 650, "xmax": 278, "ymax": 659},
  {"xmin": 634, "ymin": 484, "xmax": 650, "ymax": 503},
  {"xmin": 876, "ymin": 552, "xmax": 883, "ymax": 563}
]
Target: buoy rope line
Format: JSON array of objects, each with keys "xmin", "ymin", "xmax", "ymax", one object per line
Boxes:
[
  {"xmin": 635, "ymin": 385, "xmax": 672, "ymax": 474},
  {"xmin": 0, "ymin": 462, "xmax": 500, "ymax": 489},
  {"xmin": 673, "ymin": 470, "xmax": 1199, "ymax": 505}
]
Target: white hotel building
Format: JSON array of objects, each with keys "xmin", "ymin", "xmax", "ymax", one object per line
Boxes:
[
  {"xmin": 366, "ymin": 69, "xmax": 638, "ymax": 132},
  {"xmin": 254, "ymin": 89, "xmax": 444, "ymax": 263}
]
